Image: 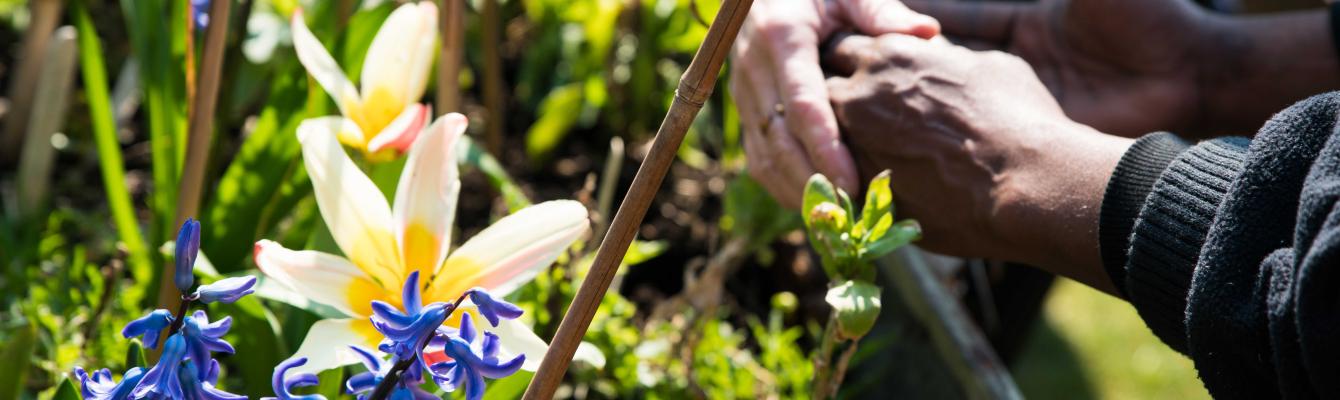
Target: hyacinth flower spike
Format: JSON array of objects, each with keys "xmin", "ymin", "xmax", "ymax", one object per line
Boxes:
[
  {"xmin": 291, "ymin": 2, "xmax": 436, "ymax": 160},
  {"xmin": 255, "ymin": 112, "xmax": 590, "ymax": 374}
]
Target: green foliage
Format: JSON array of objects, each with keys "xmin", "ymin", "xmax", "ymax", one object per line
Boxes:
[
  {"xmin": 0, "ymin": 322, "xmax": 36, "ymax": 399},
  {"xmin": 825, "ymin": 281, "xmax": 882, "ymax": 340},
  {"xmin": 50, "ymin": 378, "xmax": 79, "ymax": 400},
  {"xmin": 802, "ymin": 171, "xmax": 920, "ymax": 280}
]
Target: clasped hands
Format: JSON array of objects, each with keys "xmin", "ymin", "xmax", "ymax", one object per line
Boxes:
[{"xmin": 731, "ymin": 0, "xmax": 1227, "ymax": 289}]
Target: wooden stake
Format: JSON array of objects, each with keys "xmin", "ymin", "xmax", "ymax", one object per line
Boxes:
[
  {"xmin": 157, "ymin": 0, "xmax": 232, "ymax": 319},
  {"xmin": 520, "ymin": 0, "xmax": 753, "ymax": 397},
  {"xmin": 480, "ymin": 0, "xmax": 504, "ymax": 155},
  {"xmin": 436, "ymin": 0, "xmax": 465, "ymax": 114}
]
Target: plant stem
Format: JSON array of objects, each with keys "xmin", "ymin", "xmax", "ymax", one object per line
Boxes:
[
  {"xmin": 165, "ymin": 295, "xmax": 195, "ymax": 342},
  {"xmin": 367, "ymin": 292, "xmax": 470, "ymax": 400},
  {"xmin": 520, "ymin": 0, "xmax": 755, "ymax": 397}
]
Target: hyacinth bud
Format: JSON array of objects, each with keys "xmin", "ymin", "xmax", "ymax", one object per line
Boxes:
[
  {"xmin": 808, "ymin": 202, "xmax": 848, "ymax": 234},
  {"xmin": 175, "ymin": 218, "xmax": 202, "ymax": 294}
]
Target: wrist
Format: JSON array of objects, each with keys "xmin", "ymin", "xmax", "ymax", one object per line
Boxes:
[{"xmin": 993, "ymin": 119, "xmax": 1132, "ymax": 293}]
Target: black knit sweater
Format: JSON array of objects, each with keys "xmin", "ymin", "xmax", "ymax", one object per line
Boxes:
[{"xmin": 1098, "ymin": 92, "xmax": 1340, "ymax": 399}]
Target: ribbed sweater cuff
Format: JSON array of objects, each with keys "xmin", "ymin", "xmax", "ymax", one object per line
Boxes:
[
  {"xmin": 1099, "ymin": 133, "xmax": 1190, "ymax": 298},
  {"xmin": 1125, "ymin": 138, "xmax": 1247, "ymax": 353}
]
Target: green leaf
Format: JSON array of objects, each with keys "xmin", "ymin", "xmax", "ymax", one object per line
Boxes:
[
  {"xmin": 313, "ymin": 368, "xmax": 344, "ymax": 398},
  {"xmin": 74, "ymin": 0, "xmax": 154, "ymax": 289},
  {"xmin": 482, "ymin": 371, "xmax": 534, "ymax": 400},
  {"xmin": 202, "ymin": 72, "xmax": 311, "ymax": 273},
  {"xmin": 802, "ymin": 174, "xmax": 838, "ymax": 228},
  {"xmin": 860, "ymin": 219, "xmax": 921, "ymax": 261},
  {"xmin": 51, "ymin": 378, "xmax": 80, "ymax": 400},
  {"xmin": 0, "ymin": 323, "xmax": 36, "ymax": 399},
  {"xmin": 525, "ymin": 83, "xmax": 585, "ymax": 163},
  {"xmin": 860, "ymin": 170, "xmax": 893, "ymax": 239},
  {"xmin": 125, "ymin": 338, "xmax": 148, "ymax": 369},
  {"xmin": 825, "ymin": 280, "xmax": 882, "ymax": 340},
  {"xmin": 623, "ymin": 240, "xmax": 668, "ymax": 266}
]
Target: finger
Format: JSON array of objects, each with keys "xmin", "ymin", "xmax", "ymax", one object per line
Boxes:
[
  {"xmin": 838, "ymin": 0, "xmax": 941, "ymax": 39},
  {"xmin": 821, "ymin": 32, "xmax": 881, "ymax": 76},
  {"xmin": 765, "ymin": 31, "xmax": 861, "ymax": 194},
  {"xmin": 762, "ymin": 113, "xmax": 818, "ymax": 207},
  {"xmin": 904, "ymin": 0, "xmax": 1027, "ymax": 46},
  {"xmin": 743, "ymin": 123, "xmax": 804, "ymax": 209}
]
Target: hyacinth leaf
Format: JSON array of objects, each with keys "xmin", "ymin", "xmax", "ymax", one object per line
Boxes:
[
  {"xmin": 125, "ymin": 338, "xmax": 148, "ymax": 369},
  {"xmin": 802, "ymin": 174, "xmax": 839, "ymax": 229},
  {"xmin": 825, "ymin": 280, "xmax": 882, "ymax": 340},
  {"xmin": 51, "ymin": 378, "xmax": 79, "ymax": 400}
]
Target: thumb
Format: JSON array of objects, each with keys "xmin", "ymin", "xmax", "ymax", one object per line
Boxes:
[{"xmin": 838, "ymin": 0, "xmax": 941, "ymax": 39}]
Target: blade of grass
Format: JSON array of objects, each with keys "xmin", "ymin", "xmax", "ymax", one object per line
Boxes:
[{"xmin": 72, "ymin": 0, "xmax": 153, "ymax": 285}]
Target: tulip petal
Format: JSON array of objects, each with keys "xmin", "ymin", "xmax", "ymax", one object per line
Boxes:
[
  {"xmin": 361, "ymin": 2, "xmax": 437, "ymax": 112},
  {"xmin": 286, "ymin": 319, "xmax": 384, "ymax": 375},
  {"xmin": 489, "ymin": 318, "xmax": 548, "ymax": 372},
  {"xmin": 392, "ymin": 113, "xmax": 466, "ymax": 280},
  {"xmin": 253, "ymin": 240, "xmax": 391, "ymax": 318},
  {"xmin": 366, "ymin": 103, "xmax": 431, "ymax": 155},
  {"xmin": 291, "ymin": 10, "xmax": 360, "ymax": 116},
  {"xmin": 428, "ymin": 201, "xmax": 589, "ymax": 299},
  {"xmin": 298, "ymin": 118, "xmax": 404, "ymax": 287}
]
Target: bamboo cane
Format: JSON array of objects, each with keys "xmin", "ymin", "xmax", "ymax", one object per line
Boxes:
[
  {"xmin": 156, "ymin": 0, "xmax": 232, "ymax": 323},
  {"xmin": 520, "ymin": 0, "xmax": 754, "ymax": 397},
  {"xmin": 481, "ymin": 0, "xmax": 504, "ymax": 155},
  {"xmin": 437, "ymin": 0, "xmax": 465, "ymax": 113}
]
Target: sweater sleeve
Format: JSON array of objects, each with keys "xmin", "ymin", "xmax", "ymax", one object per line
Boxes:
[{"xmin": 1097, "ymin": 92, "xmax": 1340, "ymax": 399}]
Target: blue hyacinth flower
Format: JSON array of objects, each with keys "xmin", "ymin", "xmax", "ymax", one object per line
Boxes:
[
  {"xmin": 121, "ymin": 309, "xmax": 173, "ymax": 349},
  {"xmin": 262, "ymin": 357, "xmax": 326, "ymax": 400},
  {"xmin": 74, "ymin": 366, "xmax": 143, "ymax": 400},
  {"xmin": 180, "ymin": 359, "xmax": 246, "ymax": 400},
  {"xmin": 427, "ymin": 313, "xmax": 525, "ymax": 400},
  {"xmin": 132, "ymin": 334, "xmax": 189, "ymax": 399},
  {"xmin": 175, "ymin": 218, "xmax": 202, "ymax": 294},
  {"xmin": 464, "ymin": 287, "xmax": 524, "ymax": 327},
  {"xmin": 370, "ymin": 271, "xmax": 449, "ymax": 362},
  {"xmin": 182, "ymin": 310, "xmax": 236, "ymax": 379},
  {"xmin": 193, "ymin": 276, "xmax": 258, "ymax": 304}
]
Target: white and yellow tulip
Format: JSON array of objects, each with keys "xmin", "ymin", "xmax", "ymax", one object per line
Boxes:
[
  {"xmin": 254, "ymin": 112, "xmax": 590, "ymax": 373},
  {"xmin": 291, "ymin": 2, "xmax": 438, "ymax": 160}
]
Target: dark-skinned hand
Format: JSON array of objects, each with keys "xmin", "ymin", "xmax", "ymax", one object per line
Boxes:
[{"xmin": 824, "ymin": 33, "xmax": 1132, "ymax": 293}]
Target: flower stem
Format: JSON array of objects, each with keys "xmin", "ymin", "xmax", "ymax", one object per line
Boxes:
[{"xmin": 163, "ymin": 295, "xmax": 194, "ymax": 348}]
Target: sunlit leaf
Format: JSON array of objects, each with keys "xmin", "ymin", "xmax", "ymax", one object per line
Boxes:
[{"xmin": 825, "ymin": 280, "xmax": 882, "ymax": 340}]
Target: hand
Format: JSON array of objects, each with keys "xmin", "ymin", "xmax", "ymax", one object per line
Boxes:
[
  {"xmin": 824, "ymin": 34, "xmax": 1132, "ymax": 293},
  {"xmin": 905, "ymin": 0, "xmax": 1215, "ymax": 137},
  {"xmin": 731, "ymin": 0, "xmax": 940, "ymax": 209}
]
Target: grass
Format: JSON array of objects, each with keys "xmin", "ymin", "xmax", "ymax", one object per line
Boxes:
[{"xmin": 1012, "ymin": 279, "xmax": 1211, "ymax": 400}]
